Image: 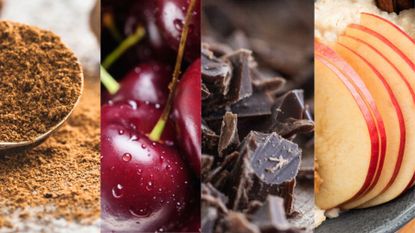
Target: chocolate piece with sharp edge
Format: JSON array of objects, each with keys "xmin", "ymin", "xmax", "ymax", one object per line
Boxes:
[
  {"xmin": 218, "ymin": 112, "xmax": 240, "ymax": 156},
  {"xmin": 228, "ymin": 132, "xmax": 301, "ymax": 212}
]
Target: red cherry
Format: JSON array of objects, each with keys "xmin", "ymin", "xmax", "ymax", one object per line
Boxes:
[
  {"xmin": 101, "ymin": 101, "xmax": 193, "ymax": 232},
  {"xmin": 155, "ymin": 0, "xmax": 201, "ymax": 61},
  {"xmin": 102, "ymin": 101, "xmax": 175, "ymax": 142},
  {"xmin": 173, "ymin": 59, "xmax": 201, "ymax": 175},
  {"xmin": 112, "ymin": 62, "xmax": 172, "ymax": 106}
]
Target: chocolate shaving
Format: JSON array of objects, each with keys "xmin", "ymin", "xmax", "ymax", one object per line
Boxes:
[{"xmin": 218, "ymin": 112, "xmax": 240, "ymax": 157}]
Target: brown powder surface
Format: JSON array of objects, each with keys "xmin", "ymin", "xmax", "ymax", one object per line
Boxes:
[
  {"xmin": 0, "ymin": 20, "xmax": 82, "ymax": 142},
  {"xmin": 0, "ymin": 78, "xmax": 100, "ymax": 229}
]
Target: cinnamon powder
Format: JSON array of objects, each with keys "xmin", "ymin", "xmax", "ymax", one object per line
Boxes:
[
  {"xmin": 0, "ymin": 21, "xmax": 82, "ymax": 142},
  {"xmin": 0, "ymin": 78, "xmax": 100, "ymax": 229}
]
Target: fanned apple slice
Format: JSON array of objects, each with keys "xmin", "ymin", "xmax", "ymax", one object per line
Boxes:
[
  {"xmin": 334, "ymin": 43, "xmax": 405, "ymax": 209},
  {"xmin": 360, "ymin": 13, "xmax": 415, "ymax": 65},
  {"xmin": 316, "ymin": 40, "xmax": 386, "ymax": 201},
  {"xmin": 405, "ymin": 174, "xmax": 415, "ymax": 191},
  {"xmin": 337, "ymin": 35, "xmax": 415, "ymax": 207},
  {"xmin": 344, "ymin": 24, "xmax": 415, "ymax": 89},
  {"xmin": 315, "ymin": 54, "xmax": 380, "ymax": 210}
]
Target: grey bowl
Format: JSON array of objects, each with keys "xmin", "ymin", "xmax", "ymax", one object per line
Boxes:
[{"xmin": 316, "ymin": 187, "xmax": 415, "ymax": 233}]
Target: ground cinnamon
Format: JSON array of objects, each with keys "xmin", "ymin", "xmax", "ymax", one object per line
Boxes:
[
  {"xmin": 0, "ymin": 78, "xmax": 100, "ymax": 230},
  {"xmin": 0, "ymin": 21, "xmax": 82, "ymax": 142}
]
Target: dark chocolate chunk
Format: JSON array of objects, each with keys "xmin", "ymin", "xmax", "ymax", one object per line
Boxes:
[
  {"xmin": 271, "ymin": 90, "xmax": 314, "ymax": 137},
  {"xmin": 251, "ymin": 195, "xmax": 302, "ymax": 233},
  {"xmin": 202, "ymin": 183, "xmax": 229, "ymax": 233},
  {"xmin": 202, "ymin": 41, "xmax": 234, "ymax": 58},
  {"xmin": 230, "ymin": 91, "xmax": 273, "ymax": 119},
  {"xmin": 203, "ymin": 91, "xmax": 273, "ymax": 124},
  {"xmin": 209, "ymin": 151, "xmax": 239, "ymax": 189},
  {"xmin": 228, "ymin": 132, "xmax": 300, "ymax": 212},
  {"xmin": 202, "ymin": 83, "xmax": 212, "ymax": 100},
  {"xmin": 202, "ymin": 48, "xmax": 233, "ymax": 96},
  {"xmin": 224, "ymin": 49, "xmax": 253, "ymax": 103},
  {"xmin": 202, "ymin": 122, "xmax": 220, "ymax": 154},
  {"xmin": 218, "ymin": 112, "xmax": 240, "ymax": 157},
  {"xmin": 202, "ymin": 155, "xmax": 215, "ymax": 180},
  {"xmin": 201, "ymin": 1, "xmax": 315, "ymax": 229}
]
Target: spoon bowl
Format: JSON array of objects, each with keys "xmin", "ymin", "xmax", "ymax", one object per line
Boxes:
[{"xmin": 0, "ymin": 72, "xmax": 84, "ymax": 154}]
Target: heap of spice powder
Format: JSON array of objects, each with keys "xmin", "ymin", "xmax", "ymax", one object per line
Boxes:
[
  {"xmin": 0, "ymin": 21, "xmax": 82, "ymax": 142},
  {"xmin": 0, "ymin": 78, "xmax": 100, "ymax": 229}
]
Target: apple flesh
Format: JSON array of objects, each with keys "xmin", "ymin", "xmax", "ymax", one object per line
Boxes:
[
  {"xmin": 333, "ymin": 43, "xmax": 406, "ymax": 209},
  {"xmin": 337, "ymin": 35, "xmax": 415, "ymax": 207},
  {"xmin": 360, "ymin": 13, "xmax": 415, "ymax": 65},
  {"xmin": 315, "ymin": 40, "xmax": 386, "ymax": 204},
  {"xmin": 315, "ymin": 51, "xmax": 380, "ymax": 210},
  {"xmin": 344, "ymin": 25, "xmax": 415, "ymax": 89}
]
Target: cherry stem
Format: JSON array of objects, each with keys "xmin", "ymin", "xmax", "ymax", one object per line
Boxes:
[
  {"xmin": 102, "ymin": 12, "xmax": 122, "ymax": 41},
  {"xmin": 101, "ymin": 65, "xmax": 120, "ymax": 94},
  {"xmin": 149, "ymin": 0, "xmax": 196, "ymax": 142},
  {"xmin": 102, "ymin": 26, "xmax": 145, "ymax": 69}
]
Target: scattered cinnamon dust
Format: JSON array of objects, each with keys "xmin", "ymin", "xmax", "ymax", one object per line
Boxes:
[
  {"xmin": 0, "ymin": 21, "xmax": 82, "ymax": 142},
  {"xmin": 0, "ymin": 78, "xmax": 100, "ymax": 229}
]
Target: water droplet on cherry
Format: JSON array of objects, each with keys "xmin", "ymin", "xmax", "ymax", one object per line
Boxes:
[
  {"xmin": 173, "ymin": 19, "xmax": 184, "ymax": 31},
  {"xmin": 122, "ymin": 153, "xmax": 132, "ymax": 162},
  {"xmin": 112, "ymin": 184, "xmax": 124, "ymax": 198}
]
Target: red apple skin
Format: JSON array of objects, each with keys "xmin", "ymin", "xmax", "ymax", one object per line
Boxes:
[
  {"xmin": 336, "ymin": 40, "xmax": 406, "ymax": 196},
  {"xmin": 340, "ymin": 29, "xmax": 415, "ymax": 199},
  {"xmin": 315, "ymin": 40, "xmax": 384, "ymax": 200},
  {"xmin": 405, "ymin": 173, "xmax": 415, "ymax": 191},
  {"xmin": 361, "ymin": 13, "xmax": 415, "ymax": 51},
  {"xmin": 173, "ymin": 59, "xmax": 201, "ymax": 176},
  {"xmin": 348, "ymin": 24, "xmax": 415, "ymax": 73}
]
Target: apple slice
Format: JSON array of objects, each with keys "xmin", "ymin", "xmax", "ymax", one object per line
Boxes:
[
  {"xmin": 344, "ymin": 24, "xmax": 415, "ymax": 89},
  {"xmin": 360, "ymin": 13, "xmax": 415, "ymax": 65},
  {"xmin": 316, "ymin": 40, "xmax": 386, "ymax": 200},
  {"xmin": 405, "ymin": 173, "xmax": 415, "ymax": 191},
  {"xmin": 334, "ymin": 43, "xmax": 406, "ymax": 209},
  {"xmin": 315, "ymin": 53, "xmax": 380, "ymax": 210},
  {"xmin": 337, "ymin": 35, "xmax": 415, "ymax": 207}
]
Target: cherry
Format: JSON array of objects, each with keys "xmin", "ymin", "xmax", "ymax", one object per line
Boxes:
[
  {"xmin": 125, "ymin": 2, "xmax": 176, "ymax": 62},
  {"xmin": 112, "ymin": 62, "xmax": 172, "ymax": 106},
  {"xmin": 155, "ymin": 0, "xmax": 201, "ymax": 61},
  {"xmin": 101, "ymin": 101, "xmax": 192, "ymax": 232},
  {"xmin": 178, "ymin": 205, "xmax": 201, "ymax": 232},
  {"xmin": 101, "ymin": 124, "xmax": 193, "ymax": 232},
  {"xmin": 102, "ymin": 101, "xmax": 175, "ymax": 142},
  {"xmin": 173, "ymin": 59, "xmax": 201, "ymax": 175}
]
